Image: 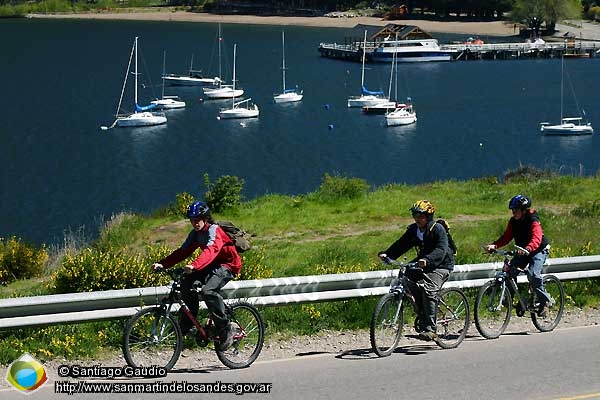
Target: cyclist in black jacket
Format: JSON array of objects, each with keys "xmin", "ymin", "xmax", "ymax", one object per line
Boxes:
[{"xmin": 378, "ymin": 200, "xmax": 454, "ymax": 341}]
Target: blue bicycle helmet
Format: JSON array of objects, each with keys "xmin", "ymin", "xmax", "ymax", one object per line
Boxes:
[
  {"xmin": 186, "ymin": 201, "xmax": 210, "ymax": 219},
  {"xmin": 508, "ymin": 194, "xmax": 531, "ymax": 210}
]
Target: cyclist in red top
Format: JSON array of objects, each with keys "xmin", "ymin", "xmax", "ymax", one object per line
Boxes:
[
  {"xmin": 485, "ymin": 195, "xmax": 551, "ymax": 316},
  {"xmin": 152, "ymin": 201, "xmax": 241, "ymax": 350}
]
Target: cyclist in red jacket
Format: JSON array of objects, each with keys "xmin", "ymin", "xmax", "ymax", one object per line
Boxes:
[
  {"xmin": 152, "ymin": 201, "xmax": 241, "ymax": 350},
  {"xmin": 485, "ymin": 194, "xmax": 551, "ymax": 316}
]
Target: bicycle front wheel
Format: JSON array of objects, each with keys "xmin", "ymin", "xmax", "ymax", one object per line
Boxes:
[
  {"xmin": 122, "ymin": 306, "xmax": 183, "ymax": 371},
  {"xmin": 532, "ymin": 275, "xmax": 565, "ymax": 332},
  {"xmin": 474, "ymin": 280, "xmax": 511, "ymax": 339},
  {"xmin": 370, "ymin": 292, "xmax": 406, "ymax": 357},
  {"xmin": 434, "ymin": 288, "xmax": 470, "ymax": 349},
  {"xmin": 216, "ymin": 301, "xmax": 264, "ymax": 369}
]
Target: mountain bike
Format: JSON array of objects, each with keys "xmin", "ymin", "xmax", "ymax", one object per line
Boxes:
[
  {"xmin": 474, "ymin": 246, "xmax": 565, "ymax": 339},
  {"xmin": 122, "ymin": 267, "xmax": 264, "ymax": 371},
  {"xmin": 370, "ymin": 257, "xmax": 470, "ymax": 357}
]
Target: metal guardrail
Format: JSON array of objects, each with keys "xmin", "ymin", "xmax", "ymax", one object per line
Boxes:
[{"xmin": 1, "ymin": 255, "xmax": 599, "ymax": 329}]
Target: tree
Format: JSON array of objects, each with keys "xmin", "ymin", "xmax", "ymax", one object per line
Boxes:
[{"xmin": 511, "ymin": 0, "xmax": 583, "ymax": 34}]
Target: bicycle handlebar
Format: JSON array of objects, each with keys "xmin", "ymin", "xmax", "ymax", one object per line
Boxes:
[
  {"xmin": 379, "ymin": 255, "xmax": 419, "ymax": 269},
  {"xmin": 484, "ymin": 245, "xmax": 530, "ymax": 257}
]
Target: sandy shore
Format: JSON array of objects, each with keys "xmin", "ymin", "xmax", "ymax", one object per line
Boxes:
[{"xmin": 28, "ymin": 11, "xmax": 517, "ymax": 36}]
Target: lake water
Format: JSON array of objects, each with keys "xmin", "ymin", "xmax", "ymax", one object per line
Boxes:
[{"xmin": 1, "ymin": 19, "xmax": 599, "ymax": 245}]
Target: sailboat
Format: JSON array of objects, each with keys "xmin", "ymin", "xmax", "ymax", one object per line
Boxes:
[
  {"xmin": 218, "ymin": 44, "xmax": 259, "ymax": 119},
  {"xmin": 203, "ymin": 25, "xmax": 244, "ymax": 100},
  {"xmin": 540, "ymin": 53, "xmax": 593, "ymax": 135},
  {"xmin": 102, "ymin": 37, "xmax": 167, "ymax": 130},
  {"xmin": 162, "ymin": 53, "xmax": 220, "ymax": 86},
  {"xmin": 385, "ymin": 40, "xmax": 417, "ymax": 127},
  {"xmin": 347, "ymin": 30, "xmax": 387, "ymax": 108},
  {"xmin": 151, "ymin": 51, "xmax": 186, "ymax": 110},
  {"xmin": 273, "ymin": 31, "xmax": 303, "ymax": 103}
]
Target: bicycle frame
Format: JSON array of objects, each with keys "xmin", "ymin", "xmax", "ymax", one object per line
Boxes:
[{"xmin": 488, "ymin": 247, "xmax": 538, "ymax": 316}]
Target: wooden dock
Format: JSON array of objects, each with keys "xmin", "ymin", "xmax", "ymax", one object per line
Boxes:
[{"xmin": 317, "ymin": 40, "xmax": 600, "ymax": 62}]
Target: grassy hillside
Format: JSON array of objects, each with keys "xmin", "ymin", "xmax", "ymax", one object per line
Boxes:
[{"xmin": 1, "ymin": 169, "xmax": 600, "ymax": 364}]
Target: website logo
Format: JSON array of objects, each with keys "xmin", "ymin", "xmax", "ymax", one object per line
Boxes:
[{"xmin": 5, "ymin": 353, "xmax": 48, "ymax": 394}]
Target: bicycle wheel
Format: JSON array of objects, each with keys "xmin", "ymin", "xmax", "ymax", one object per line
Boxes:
[
  {"xmin": 216, "ymin": 301, "xmax": 264, "ymax": 369},
  {"xmin": 532, "ymin": 275, "xmax": 565, "ymax": 332},
  {"xmin": 434, "ymin": 288, "xmax": 470, "ymax": 349},
  {"xmin": 474, "ymin": 280, "xmax": 511, "ymax": 339},
  {"xmin": 370, "ymin": 292, "xmax": 406, "ymax": 357},
  {"xmin": 122, "ymin": 306, "xmax": 182, "ymax": 371}
]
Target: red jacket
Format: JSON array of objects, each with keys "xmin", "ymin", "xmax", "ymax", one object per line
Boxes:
[
  {"xmin": 493, "ymin": 209, "xmax": 549, "ymax": 254},
  {"xmin": 159, "ymin": 223, "xmax": 242, "ymax": 275}
]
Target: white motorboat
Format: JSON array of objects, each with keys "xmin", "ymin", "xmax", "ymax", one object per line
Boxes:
[
  {"xmin": 102, "ymin": 37, "xmax": 166, "ymax": 130},
  {"xmin": 370, "ymin": 38, "xmax": 455, "ymax": 63},
  {"xmin": 274, "ymin": 31, "xmax": 303, "ymax": 103},
  {"xmin": 347, "ymin": 30, "xmax": 387, "ymax": 108}
]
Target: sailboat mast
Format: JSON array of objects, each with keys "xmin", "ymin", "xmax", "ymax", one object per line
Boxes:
[
  {"xmin": 360, "ymin": 30, "xmax": 367, "ymax": 88},
  {"xmin": 560, "ymin": 53, "xmax": 564, "ymax": 121},
  {"xmin": 232, "ymin": 43, "xmax": 236, "ymax": 108},
  {"xmin": 161, "ymin": 50, "xmax": 166, "ymax": 100},
  {"xmin": 218, "ymin": 24, "xmax": 222, "ymax": 82},
  {"xmin": 281, "ymin": 30, "xmax": 286, "ymax": 92},
  {"xmin": 134, "ymin": 36, "xmax": 139, "ymax": 111}
]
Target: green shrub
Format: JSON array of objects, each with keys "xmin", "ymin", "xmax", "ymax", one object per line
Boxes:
[
  {"xmin": 238, "ymin": 247, "xmax": 272, "ymax": 280},
  {"xmin": 49, "ymin": 246, "xmax": 171, "ymax": 293},
  {"xmin": 315, "ymin": 173, "xmax": 369, "ymax": 202},
  {"xmin": 0, "ymin": 237, "xmax": 48, "ymax": 286},
  {"xmin": 174, "ymin": 192, "xmax": 196, "ymax": 217},
  {"xmin": 203, "ymin": 173, "xmax": 245, "ymax": 213}
]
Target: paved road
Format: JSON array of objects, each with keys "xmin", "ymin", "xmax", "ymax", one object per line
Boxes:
[{"xmin": 9, "ymin": 324, "xmax": 600, "ymax": 399}]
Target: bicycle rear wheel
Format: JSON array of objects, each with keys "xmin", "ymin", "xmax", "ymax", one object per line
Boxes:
[
  {"xmin": 532, "ymin": 275, "xmax": 565, "ymax": 332},
  {"xmin": 122, "ymin": 306, "xmax": 182, "ymax": 371},
  {"xmin": 216, "ymin": 301, "xmax": 264, "ymax": 369},
  {"xmin": 370, "ymin": 292, "xmax": 406, "ymax": 357},
  {"xmin": 474, "ymin": 280, "xmax": 511, "ymax": 339},
  {"xmin": 434, "ymin": 288, "xmax": 470, "ymax": 349}
]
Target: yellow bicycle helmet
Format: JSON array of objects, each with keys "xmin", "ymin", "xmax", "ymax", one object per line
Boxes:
[{"xmin": 410, "ymin": 200, "xmax": 436, "ymax": 216}]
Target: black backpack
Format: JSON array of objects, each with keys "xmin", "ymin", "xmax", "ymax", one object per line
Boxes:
[
  {"xmin": 432, "ymin": 219, "xmax": 457, "ymax": 256},
  {"xmin": 216, "ymin": 220, "xmax": 252, "ymax": 253}
]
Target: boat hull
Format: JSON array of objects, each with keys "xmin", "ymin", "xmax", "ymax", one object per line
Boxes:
[
  {"xmin": 163, "ymin": 75, "xmax": 219, "ymax": 86},
  {"xmin": 371, "ymin": 53, "xmax": 453, "ymax": 63},
  {"xmin": 203, "ymin": 87, "xmax": 244, "ymax": 99},
  {"xmin": 151, "ymin": 98, "xmax": 186, "ymax": 109},
  {"xmin": 116, "ymin": 112, "xmax": 167, "ymax": 127},
  {"xmin": 274, "ymin": 92, "xmax": 303, "ymax": 103},
  {"xmin": 219, "ymin": 105, "xmax": 259, "ymax": 119},
  {"xmin": 347, "ymin": 95, "xmax": 388, "ymax": 108},
  {"xmin": 385, "ymin": 107, "xmax": 417, "ymax": 126},
  {"xmin": 540, "ymin": 124, "xmax": 593, "ymax": 135},
  {"xmin": 362, "ymin": 102, "xmax": 405, "ymax": 114}
]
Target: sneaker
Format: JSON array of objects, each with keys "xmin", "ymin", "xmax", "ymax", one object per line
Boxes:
[
  {"xmin": 215, "ymin": 324, "xmax": 233, "ymax": 351},
  {"xmin": 418, "ymin": 331, "xmax": 437, "ymax": 341}
]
